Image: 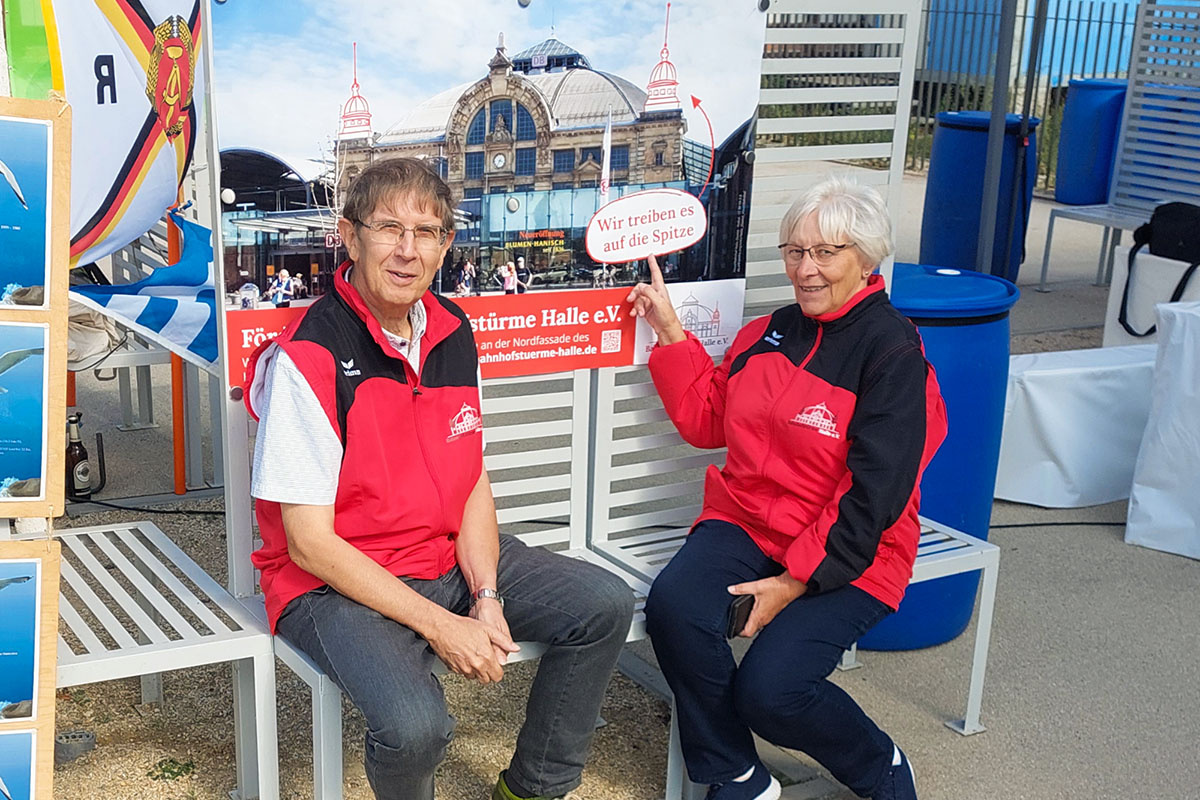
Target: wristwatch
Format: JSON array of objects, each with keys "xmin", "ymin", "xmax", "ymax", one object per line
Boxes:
[{"xmin": 473, "ymin": 587, "xmax": 504, "ymax": 608}]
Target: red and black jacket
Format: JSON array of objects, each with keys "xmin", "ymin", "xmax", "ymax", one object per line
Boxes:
[
  {"xmin": 648, "ymin": 276, "xmax": 947, "ymax": 610},
  {"xmin": 244, "ymin": 264, "xmax": 483, "ymax": 631}
]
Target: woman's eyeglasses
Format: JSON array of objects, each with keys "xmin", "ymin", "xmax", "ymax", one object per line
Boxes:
[{"xmin": 777, "ymin": 242, "xmax": 853, "ymax": 266}]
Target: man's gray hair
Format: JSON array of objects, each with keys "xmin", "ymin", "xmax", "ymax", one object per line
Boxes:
[
  {"xmin": 779, "ymin": 176, "xmax": 893, "ymax": 268},
  {"xmin": 342, "ymin": 157, "xmax": 456, "ymax": 232}
]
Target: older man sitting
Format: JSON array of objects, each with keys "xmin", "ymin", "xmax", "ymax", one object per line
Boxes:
[{"xmin": 244, "ymin": 158, "xmax": 634, "ymax": 800}]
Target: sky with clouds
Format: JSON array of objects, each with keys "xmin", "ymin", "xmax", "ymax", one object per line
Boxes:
[{"xmin": 210, "ymin": 0, "xmax": 767, "ymax": 168}]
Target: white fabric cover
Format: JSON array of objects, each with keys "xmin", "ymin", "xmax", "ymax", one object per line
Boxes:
[
  {"xmin": 994, "ymin": 345, "xmax": 1157, "ymax": 508},
  {"xmin": 1104, "ymin": 245, "xmax": 1200, "ymax": 347},
  {"xmin": 1126, "ymin": 302, "xmax": 1200, "ymax": 559}
]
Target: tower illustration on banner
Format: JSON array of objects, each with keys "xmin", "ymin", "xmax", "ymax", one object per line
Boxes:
[
  {"xmin": 339, "ymin": 43, "xmax": 373, "ymax": 140},
  {"xmin": 644, "ymin": 2, "xmax": 682, "ymax": 112}
]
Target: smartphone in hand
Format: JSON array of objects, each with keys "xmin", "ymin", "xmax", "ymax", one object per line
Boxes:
[{"xmin": 725, "ymin": 594, "xmax": 755, "ymax": 639}]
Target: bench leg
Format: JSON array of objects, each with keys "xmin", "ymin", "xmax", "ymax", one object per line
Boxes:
[
  {"xmin": 836, "ymin": 643, "xmax": 863, "ymax": 671},
  {"xmin": 1038, "ymin": 209, "xmax": 1059, "ymax": 293},
  {"xmin": 1101, "ymin": 228, "xmax": 1122, "ymax": 287},
  {"xmin": 140, "ymin": 673, "xmax": 163, "ymax": 706},
  {"xmin": 312, "ymin": 673, "xmax": 344, "ymax": 800},
  {"xmin": 664, "ymin": 698, "xmax": 703, "ymax": 800},
  {"xmin": 230, "ymin": 654, "xmax": 280, "ymax": 800},
  {"xmin": 1092, "ymin": 226, "xmax": 1112, "ymax": 287},
  {"xmin": 945, "ymin": 560, "xmax": 998, "ymax": 736}
]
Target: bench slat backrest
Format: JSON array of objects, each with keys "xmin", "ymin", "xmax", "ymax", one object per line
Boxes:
[
  {"xmin": 482, "ymin": 370, "xmax": 591, "ymax": 552},
  {"xmin": 1109, "ymin": 1, "xmax": 1200, "ymax": 213},
  {"xmin": 749, "ymin": 0, "xmax": 923, "ymax": 312},
  {"xmin": 588, "ymin": 365, "xmax": 726, "ymax": 565}
]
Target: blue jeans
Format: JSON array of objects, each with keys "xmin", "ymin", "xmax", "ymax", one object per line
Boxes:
[
  {"xmin": 645, "ymin": 520, "xmax": 895, "ymax": 798},
  {"xmin": 276, "ymin": 534, "xmax": 635, "ymax": 800}
]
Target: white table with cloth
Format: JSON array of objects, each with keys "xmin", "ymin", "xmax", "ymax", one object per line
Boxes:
[
  {"xmin": 994, "ymin": 345, "xmax": 1157, "ymax": 508},
  {"xmin": 1125, "ymin": 301, "xmax": 1200, "ymax": 559}
]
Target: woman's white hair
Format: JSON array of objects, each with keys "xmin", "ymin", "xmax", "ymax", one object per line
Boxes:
[{"xmin": 779, "ymin": 176, "xmax": 893, "ymax": 268}]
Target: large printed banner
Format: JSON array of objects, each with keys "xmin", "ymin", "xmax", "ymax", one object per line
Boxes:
[
  {"xmin": 456, "ymin": 288, "xmax": 635, "ymax": 378},
  {"xmin": 213, "ymin": 1, "xmax": 769, "ymax": 381},
  {"xmin": 226, "ymin": 292, "xmax": 636, "ymax": 386},
  {"xmin": 632, "ymin": 278, "xmax": 746, "ymax": 366},
  {"xmin": 225, "ymin": 306, "xmax": 304, "ymax": 388}
]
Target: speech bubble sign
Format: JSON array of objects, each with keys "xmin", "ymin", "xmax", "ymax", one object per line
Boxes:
[{"xmin": 585, "ymin": 188, "xmax": 708, "ymax": 264}]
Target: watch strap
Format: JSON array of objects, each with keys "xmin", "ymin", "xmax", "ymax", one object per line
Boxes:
[{"xmin": 472, "ymin": 587, "xmax": 504, "ymax": 607}]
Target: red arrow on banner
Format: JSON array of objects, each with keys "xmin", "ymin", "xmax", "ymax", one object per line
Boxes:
[{"xmin": 691, "ymin": 95, "xmax": 716, "ymax": 197}]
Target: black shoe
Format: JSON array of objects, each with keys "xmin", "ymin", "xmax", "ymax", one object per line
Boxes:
[
  {"xmin": 704, "ymin": 763, "xmax": 781, "ymax": 800},
  {"xmin": 874, "ymin": 746, "xmax": 917, "ymax": 800}
]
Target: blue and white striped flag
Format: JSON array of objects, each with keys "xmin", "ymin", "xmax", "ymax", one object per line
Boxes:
[{"xmin": 70, "ymin": 212, "xmax": 217, "ymax": 372}]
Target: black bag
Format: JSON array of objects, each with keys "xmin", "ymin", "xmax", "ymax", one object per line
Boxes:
[{"xmin": 1119, "ymin": 202, "xmax": 1200, "ymax": 337}]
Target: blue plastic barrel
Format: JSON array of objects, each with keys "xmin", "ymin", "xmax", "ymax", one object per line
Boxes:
[
  {"xmin": 859, "ymin": 263, "xmax": 1020, "ymax": 651},
  {"xmin": 1055, "ymin": 79, "xmax": 1127, "ymax": 205},
  {"xmin": 919, "ymin": 111, "xmax": 1040, "ymax": 284}
]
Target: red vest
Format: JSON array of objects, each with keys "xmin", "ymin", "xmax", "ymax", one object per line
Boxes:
[{"xmin": 244, "ymin": 265, "xmax": 483, "ymax": 631}]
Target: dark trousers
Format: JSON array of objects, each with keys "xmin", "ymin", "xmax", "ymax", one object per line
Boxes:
[
  {"xmin": 277, "ymin": 534, "xmax": 635, "ymax": 800},
  {"xmin": 645, "ymin": 520, "xmax": 895, "ymax": 798}
]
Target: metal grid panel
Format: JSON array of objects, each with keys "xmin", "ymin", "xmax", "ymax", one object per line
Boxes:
[
  {"xmin": 50, "ymin": 522, "xmax": 273, "ymax": 686},
  {"xmin": 1109, "ymin": 1, "xmax": 1200, "ymax": 213},
  {"xmin": 749, "ymin": 0, "xmax": 923, "ymax": 317},
  {"xmin": 481, "ymin": 369, "xmax": 591, "ymax": 551},
  {"xmin": 588, "ymin": 365, "xmax": 725, "ymax": 573}
]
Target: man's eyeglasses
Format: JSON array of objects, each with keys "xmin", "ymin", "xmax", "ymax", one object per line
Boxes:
[
  {"xmin": 777, "ymin": 242, "xmax": 853, "ymax": 266},
  {"xmin": 355, "ymin": 220, "xmax": 449, "ymax": 248}
]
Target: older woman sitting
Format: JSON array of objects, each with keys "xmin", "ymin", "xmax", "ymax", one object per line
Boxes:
[{"xmin": 627, "ymin": 177, "xmax": 947, "ymax": 800}]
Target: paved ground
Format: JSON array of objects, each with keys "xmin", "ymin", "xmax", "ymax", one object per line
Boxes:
[{"xmin": 48, "ymin": 175, "xmax": 1200, "ymax": 799}]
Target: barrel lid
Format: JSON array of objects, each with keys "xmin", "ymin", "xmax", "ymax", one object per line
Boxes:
[
  {"xmin": 1068, "ymin": 78, "xmax": 1127, "ymax": 89},
  {"xmin": 934, "ymin": 110, "xmax": 1041, "ymax": 134},
  {"xmin": 890, "ymin": 262, "xmax": 1020, "ymax": 318}
]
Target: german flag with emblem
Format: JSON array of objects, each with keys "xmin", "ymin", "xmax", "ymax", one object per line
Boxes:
[{"xmin": 2, "ymin": 0, "xmax": 205, "ymax": 266}]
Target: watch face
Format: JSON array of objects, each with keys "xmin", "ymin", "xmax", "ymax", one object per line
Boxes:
[{"xmin": 492, "ymin": 152, "xmax": 507, "ymax": 169}]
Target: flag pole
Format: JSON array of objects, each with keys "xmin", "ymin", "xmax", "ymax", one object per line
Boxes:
[{"xmin": 168, "ymin": 190, "xmax": 187, "ymax": 494}]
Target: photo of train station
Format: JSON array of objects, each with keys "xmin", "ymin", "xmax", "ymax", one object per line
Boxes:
[{"xmin": 220, "ymin": 21, "xmax": 755, "ymax": 296}]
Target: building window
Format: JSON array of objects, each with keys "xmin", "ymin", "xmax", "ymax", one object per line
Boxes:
[
  {"xmin": 515, "ymin": 147, "xmax": 536, "ymax": 176},
  {"xmin": 579, "ymin": 179, "xmax": 598, "ymax": 189},
  {"xmin": 553, "ymin": 149, "xmax": 574, "ymax": 173},
  {"xmin": 553, "ymin": 180, "xmax": 574, "ymax": 190},
  {"xmin": 463, "ymin": 186, "xmax": 484, "ymax": 199},
  {"xmin": 465, "ymin": 152, "xmax": 485, "ymax": 180},
  {"xmin": 515, "ymin": 183, "xmax": 534, "ymax": 192},
  {"xmin": 611, "ymin": 145, "xmax": 630, "ymax": 171},
  {"xmin": 580, "ymin": 147, "xmax": 601, "ymax": 165},
  {"xmin": 654, "ymin": 151, "xmax": 665, "ymax": 166},
  {"xmin": 490, "ymin": 99, "xmax": 513, "ymax": 136},
  {"xmin": 516, "ymin": 105, "xmax": 537, "ymax": 141},
  {"xmin": 489, "ymin": 185, "xmax": 508, "ymax": 194},
  {"xmin": 467, "ymin": 110, "xmax": 486, "ymax": 146}
]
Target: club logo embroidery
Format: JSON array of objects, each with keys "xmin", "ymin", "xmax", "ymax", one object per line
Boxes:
[
  {"xmin": 146, "ymin": 15, "xmax": 196, "ymax": 141},
  {"xmin": 341, "ymin": 358, "xmax": 361, "ymax": 377},
  {"xmin": 789, "ymin": 402, "xmax": 841, "ymax": 439},
  {"xmin": 448, "ymin": 402, "xmax": 483, "ymax": 441}
]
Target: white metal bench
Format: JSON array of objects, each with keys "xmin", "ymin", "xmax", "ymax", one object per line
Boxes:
[
  {"xmin": 1038, "ymin": 0, "xmax": 1200, "ymax": 292},
  {"xmin": 30, "ymin": 521, "xmax": 278, "ymax": 800},
  {"xmin": 258, "ymin": 345, "xmax": 1001, "ymax": 797}
]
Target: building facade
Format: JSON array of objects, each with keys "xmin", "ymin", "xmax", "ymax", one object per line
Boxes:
[{"xmin": 338, "ymin": 35, "xmax": 698, "ymax": 283}]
